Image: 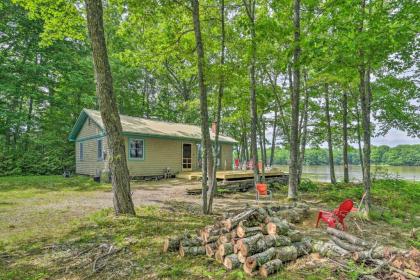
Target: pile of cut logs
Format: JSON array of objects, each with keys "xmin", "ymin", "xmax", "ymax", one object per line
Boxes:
[
  {"xmin": 163, "ymin": 204, "xmax": 313, "ymax": 277},
  {"xmin": 313, "ymin": 227, "xmax": 419, "ymax": 279}
]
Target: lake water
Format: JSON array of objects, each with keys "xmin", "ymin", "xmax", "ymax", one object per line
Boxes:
[{"xmin": 273, "ymin": 165, "xmax": 420, "ymax": 182}]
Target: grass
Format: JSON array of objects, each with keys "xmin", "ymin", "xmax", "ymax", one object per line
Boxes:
[
  {"xmin": 297, "ymin": 178, "xmax": 420, "ymax": 230},
  {"xmin": 0, "ymin": 175, "xmax": 418, "ymax": 279}
]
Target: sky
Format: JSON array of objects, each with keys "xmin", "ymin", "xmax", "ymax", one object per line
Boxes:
[
  {"xmin": 265, "ymin": 127, "xmax": 420, "ymax": 148},
  {"xmin": 371, "ymin": 128, "xmax": 420, "ymax": 147}
]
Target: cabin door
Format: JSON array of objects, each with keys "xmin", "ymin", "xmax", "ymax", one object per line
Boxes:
[{"xmin": 182, "ymin": 143, "xmax": 192, "ymax": 171}]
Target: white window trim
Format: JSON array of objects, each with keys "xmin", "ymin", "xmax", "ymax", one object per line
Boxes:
[
  {"xmin": 129, "ymin": 138, "xmax": 145, "ymax": 160},
  {"xmin": 97, "ymin": 139, "xmax": 103, "ymax": 161}
]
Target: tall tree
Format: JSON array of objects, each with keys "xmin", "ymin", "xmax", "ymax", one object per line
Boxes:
[
  {"xmin": 208, "ymin": 0, "xmax": 226, "ymax": 213},
  {"xmin": 269, "ymin": 110, "xmax": 277, "ymax": 166},
  {"xmin": 288, "ymin": 0, "xmax": 301, "ymax": 200},
  {"xmin": 342, "ymin": 90, "xmax": 350, "ymax": 183},
  {"xmin": 243, "ymin": 0, "xmax": 259, "ymax": 185},
  {"xmin": 324, "ymin": 84, "xmax": 336, "ymax": 184},
  {"xmin": 85, "ymin": 0, "xmax": 135, "ymax": 215},
  {"xmin": 191, "ymin": 0, "xmax": 214, "ymax": 214}
]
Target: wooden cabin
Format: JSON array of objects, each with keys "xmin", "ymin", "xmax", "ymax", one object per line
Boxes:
[{"xmin": 68, "ymin": 109, "xmax": 237, "ymax": 178}]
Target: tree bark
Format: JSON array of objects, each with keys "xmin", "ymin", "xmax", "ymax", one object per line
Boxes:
[
  {"xmin": 259, "ymin": 259, "xmax": 283, "ymax": 278},
  {"xmin": 245, "ymin": 247, "xmax": 277, "ymax": 272},
  {"xmin": 191, "ymin": 0, "xmax": 214, "ymax": 214},
  {"xmin": 208, "ymin": 0, "xmax": 226, "ymax": 213},
  {"xmin": 243, "ymin": 0, "xmax": 260, "ymax": 185},
  {"xmin": 342, "ymin": 90, "xmax": 350, "ymax": 183},
  {"xmin": 258, "ymin": 116, "xmax": 266, "ymax": 182},
  {"xmin": 224, "ymin": 254, "xmax": 241, "ymax": 270},
  {"xmin": 288, "ymin": 0, "xmax": 301, "ymax": 200},
  {"xmin": 355, "ymin": 103, "xmax": 365, "ymax": 176},
  {"xmin": 297, "ymin": 71, "xmax": 309, "ymax": 183},
  {"xmin": 324, "ymin": 84, "xmax": 336, "ymax": 184},
  {"xmin": 85, "ymin": 0, "xmax": 135, "ymax": 215},
  {"xmin": 358, "ymin": 0, "xmax": 371, "ymax": 213},
  {"xmin": 270, "ymin": 110, "xmax": 277, "ymax": 166}
]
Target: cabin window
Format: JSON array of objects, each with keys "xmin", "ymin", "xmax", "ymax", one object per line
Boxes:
[
  {"xmin": 129, "ymin": 139, "xmax": 144, "ymax": 159},
  {"xmin": 79, "ymin": 142, "xmax": 84, "ymax": 161},
  {"xmin": 97, "ymin": 139, "xmax": 103, "ymax": 160}
]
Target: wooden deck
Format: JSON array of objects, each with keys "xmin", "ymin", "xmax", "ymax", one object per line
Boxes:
[{"xmin": 177, "ymin": 169, "xmax": 287, "ymax": 181}]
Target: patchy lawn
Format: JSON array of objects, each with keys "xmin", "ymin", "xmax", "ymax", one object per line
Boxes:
[{"xmin": 0, "ymin": 175, "xmax": 418, "ymax": 279}]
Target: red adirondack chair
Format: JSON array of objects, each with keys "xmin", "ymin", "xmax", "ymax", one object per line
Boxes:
[{"xmin": 316, "ymin": 199, "xmax": 354, "ymax": 230}]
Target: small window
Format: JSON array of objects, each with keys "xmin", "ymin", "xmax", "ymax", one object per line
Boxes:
[
  {"xmin": 79, "ymin": 142, "xmax": 84, "ymax": 160},
  {"xmin": 97, "ymin": 139, "xmax": 103, "ymax": 160},
  {"xmin": 129, "ymin": 139, "xmax": 144, "ymax": 159}
]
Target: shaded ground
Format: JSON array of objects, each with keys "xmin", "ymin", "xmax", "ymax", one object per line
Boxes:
[{"xmin": 0, "ymin": 176, "xmax": 418, "ymax": 279}]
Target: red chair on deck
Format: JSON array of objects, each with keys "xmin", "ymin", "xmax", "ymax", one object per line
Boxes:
[{"xmin": 316, "ymin": 199, "xmax": 354, "ymax": 231}]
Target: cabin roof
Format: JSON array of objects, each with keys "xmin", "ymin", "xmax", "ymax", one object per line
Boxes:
[{"xmin": 68, "ymin": 109, "xmax": 237, "ymax": 144}]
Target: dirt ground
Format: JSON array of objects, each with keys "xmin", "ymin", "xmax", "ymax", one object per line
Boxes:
[{"xmin": 1, "ymin": 177, "xmax": 414, "ymax": 250}]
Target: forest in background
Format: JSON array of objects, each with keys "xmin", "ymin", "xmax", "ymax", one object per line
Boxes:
[
  {"xmin": 269, "ymin": 144, "xmax": 420, "ymax": 166},
  {"xmin": 0, "ymin": 0, "xmax": 418, "ymax": 195}
]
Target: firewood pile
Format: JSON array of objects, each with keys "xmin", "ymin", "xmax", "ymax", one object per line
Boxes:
[
  {"xmin": 313, "ymin": 227, "xmax": 420, "ymax": 279},
  {"xmin": 163, "ymin": 203, "xmax": 314, "ymax": 277}
]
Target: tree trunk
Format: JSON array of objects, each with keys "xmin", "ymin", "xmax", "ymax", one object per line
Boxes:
[
  {"xmin": 258, "ymin": 116, "xmax": 266, "ymax": 182},
  {"xmin": 243, "ymin": 0, "xmax": 260, "ymax": 185},
  {"xmin": 358, "ymin": 0, "xmax": 371, "ymax": 214},
  {"xmin": 342, "ymin": 91, "xmax": 350, "ymax": 183},
  {"xmin": 208, "ymin": 0, "xmax": 226, "ymax": 213},
  {"xmin": 85, "ymin": 0, "xmax": 135, "ymax": 215},
  {"xmin": 355, "ymin": 104, "xmax": 365, "ymax": 176},
  {"xmin": 288, "ymin": 0, "xmax": 301, "ymax": 200},
  {"xmin": 191, "ymin": 0, "xmax": 214, "ymax": 214},
  {"xmin": 270, "ymin": 110, "xmax": 277, "ymax": 166},
  {"xmin": 297, "ymin": 72, "xmax": 309, "ymax": 183},
  {"xmin": 324, "ymin": 84, "xmax": 336, "ymax": 184}
]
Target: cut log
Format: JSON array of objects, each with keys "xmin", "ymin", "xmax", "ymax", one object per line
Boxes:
[
  {"xmin": 274, "ymin": 209, "xmax": 301, "ymax": 223},
  {"xmin": 326, "ymin": 228, "xmax": 371, "ymax": 247},
  {"xmin": 245, "ymin": 247, "xmax": 277, "ymax": 271},
  {"xmin": 237, "ymin": 222, "xmax": 262, "ymax": 238},
  {"xmin": 224, "ymin": 254, "xmax": 241, "ymax": 270},
  {"xmin": 264, "ymin": 234, "xmax": 291, "ymax": 248},
  {"xmin": 240, "ymin": 238, "xmax": 266, "ymax": 257},
  {"xmin": 180, "ymin": 236, "xmax": 203, "ymax": 247},
  {"xmin": 214, "ymin": 250, "xmax": 224, "ymax": 263},
  {"xmin": 275, "ymin": 246, "xmax": 298, "ymax": 262},
  {"xmin": 217, "ymin": 232, "xmax": 233, "ymax": 245},
  {"xmin": 238, "ymin": 251, "xmax": 247, "ymax": 263},
  {"xmin": 259, "ymin": 259, "xmax": 283, "ymax": 278},
  {"xmin": 292, "ymin": 239, "xmax": 312, "ymax": 256},
  {"xmin": 222, "ymin": 209, "xmax": 257, "ymax": 230},
  {"xmin": 163, "ymin": 236, "xmax": 182, "ymax": 252},
  {"xmin": 202, "ymin": 227, "xmax": 229, "ymax": 242},
  {"xmin": 205, "ymin": 242, "xmax": 218, "ymax": 257},
  {"xmin": 352, "ymin": 246, "xmax": 408, "ymax": 261},
  {"xmin": 205, "ymin": 235, "xmax": 219, "ymax": 244},
  {"xmin": 265, "ymin": 219, "xmax": 289, "ymax": 235},
  {"xmin": 287, "ymin": 230, "xmax": 302, "ymax": 242},
  {"xmin": 179, "ymin": 245, "xmax": 206, "ymax": 257},
  {"xmin": 312, "ymin": 240, "xmax": 349, "ymax": 256},
  {"xmin": 330, "ymin": 236, "xmax": 364, "ymax": 252},
  {"xmin": 218, "ymin": 242, "xmax": 234, "ymax": 257}
]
